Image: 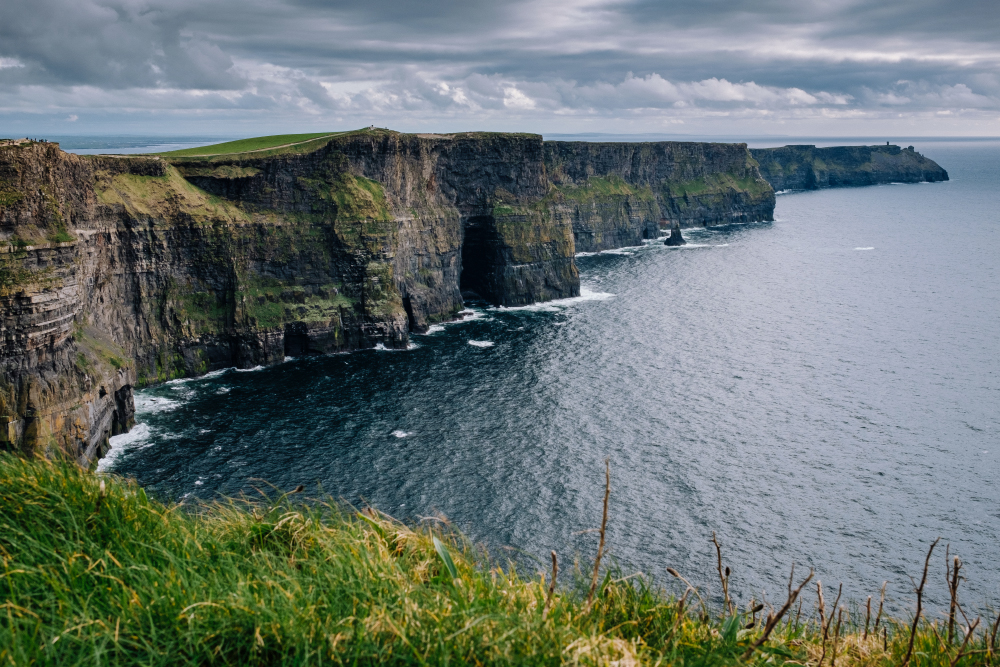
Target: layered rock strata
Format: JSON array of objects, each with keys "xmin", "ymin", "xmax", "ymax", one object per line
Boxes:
[
  {"xmin": 543, "ymin": 141, "xmax": 774, "ymax": 253},
  {"xmin": 750, "ymin": 144, "xmax": 949, "ymax": 191},
  {"xmin": 0, "ymin": 130, "xmax": 775, "ymax": 462}
]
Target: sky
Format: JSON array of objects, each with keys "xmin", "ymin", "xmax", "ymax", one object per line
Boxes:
[{"xmin": 1, "ymin": 0, "xmax": 998, "ymax": 137}]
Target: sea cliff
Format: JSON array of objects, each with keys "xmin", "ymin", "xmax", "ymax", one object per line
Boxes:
[
  {"xmin": 545, "ymin": 141, "xmax": 774, "ymax": 252},
  {"xmin": 0, "ymin": 130, "xmax": 776, "ymax": 462},
  {"xmin": 750, "ymin": 144, "xmax": 948, "ymax": 191}
]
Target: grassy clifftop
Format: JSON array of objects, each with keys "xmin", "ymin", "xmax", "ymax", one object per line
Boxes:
[
  {"xmin": 156, "ymin": 133, "xmax": 342, "ymax": 158},
  {"xmin": 2, "ymin": 454, "xmax": 996, "ymax": 666}
]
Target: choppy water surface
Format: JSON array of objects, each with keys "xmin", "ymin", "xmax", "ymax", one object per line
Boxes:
[{"xmin": 106, "ymin": 140, "xmax": 1000, "ymax": 611}]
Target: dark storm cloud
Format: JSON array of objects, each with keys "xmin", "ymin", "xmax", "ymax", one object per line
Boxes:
[{"xmin": 0, "ymin": 0, "xmax": 997, "ymax": 132}]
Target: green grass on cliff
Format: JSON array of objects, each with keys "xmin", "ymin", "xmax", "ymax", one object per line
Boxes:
[
  {"xmin": 155, "ymin": 134, "xmax": 340, "ymax": 157},
  {"xmin": 94, "ymin": 166, "xmax": 249, "ymax": 225},
  {"xmin": 665, "ymin": 172, "xmax": 771, "ymax": 199},
  {"xmin": 2, "ymin": 454, "xmax": 998, "ymax": 666}
]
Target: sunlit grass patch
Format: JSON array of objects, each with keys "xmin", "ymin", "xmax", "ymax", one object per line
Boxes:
[{"xmin": 1, "ymin": 454, "xmax": 997, "ymax": 666}]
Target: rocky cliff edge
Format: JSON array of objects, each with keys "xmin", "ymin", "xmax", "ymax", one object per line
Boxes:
[{"xmin": 0, "ymin": 130, "xmax": 774, "ymax": 462}]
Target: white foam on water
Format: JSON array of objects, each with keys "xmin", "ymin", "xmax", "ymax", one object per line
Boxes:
[
  {"xmin": 374, "ymin": 342, "xmax": 420, "ymax": 351},
  {"xmin": 97, "ymin": 423, "xmax": 152, "ymax": 472},
  {"xmin": 456, "ymin": 308, "xmax": 486, "ymax": 322},
  {"xmin": 235, "ymin": 365, "xmax": 265, "ymax": 372},
  {"xmin": 391, "ymin": 430, "xmax": 413, "ymax": 438},
  {"xmin": 284, "ymin": 356, "xmax": 295, "ymax": 362},
  {"xmin": 468, "ymin": 340, "xmax": 494, "ymax": 348},
  {"xmin": 417, "ymin": 307, "xmax": 488, "ymax": 334},
  {"xmin": 578, "ymin": 245, "xmax": 644, "ymax": 256},
  {"xmin": 855, "ymin": 247, "xmax": 875, "ymax": 250},
  {"xmin": 216, "ymin": 387, "xmax": 230, "ymax": 394},
  {"xmin": 666, "ymin": 241, "xmax": 726, "ymax": 249},
  {"xmin": 494, "ymin": 286, "xmax": 615, "ymax": 312},
  {"xmin": 165, "ymin": 368, "xmax": 228, "ymax": 384},
  {"xmin": 135, "ymin": 394, "xmax": 183, "ymax": 414}
]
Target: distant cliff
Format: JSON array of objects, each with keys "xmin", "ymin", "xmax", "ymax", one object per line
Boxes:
[
  {"xmin": 0, "ymin": 131, "xmax": 774, "ymax": 462},
  {"xmin": 750, "ymin": 144, "xmax": 948, "ymax": 191},
  {"xmin": 545, "ymin": 141, "xmax": 774, "ymax": 253}
]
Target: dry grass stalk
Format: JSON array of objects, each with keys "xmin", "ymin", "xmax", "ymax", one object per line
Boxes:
[
  {"xmin": 990, "ymin": 611, "xmax": 1000, "ymax": 654},
  {"xmin": 830, "ymin": 584, "xmax": 843, "ymax": 628},
  {"xmin": 902, "ymin": 537, "xmax": 941, "ymax": 667},
  {"xmin": 864, "ymin": 595, "xmax": 872, "ymax": 639},
  {"xmin": 948, "ymin": 551, "xmax": 963, "ymax": 644},
  {"xmin": 711, "ymin": 531, "xmax": 734, "ymax": 615},
  {"xmin": 543, "ymin": 550, "xmax": 558, "ymax": 620},
  {"xmin": 742, "ymin": 566, "xmax": 814, "ymax": 659},
  {"xmin": 817, "ymin": 582, "xmax": 828, "ymax": 667},
  {"xmin": 831, "ymin": 606, "xmax": 844, "ymax": 667},
  {"xmin": 874, "ymin": 581, "xmax": 887, "ymax": 632},
  {"xmin": 817, "ymin": 581, "xmax": 827, "ymax": 635},
  {"xmin": 585, "ymin": 459, "xmax": 611, "ymax": 610},
  {"xmin": 817, "ymin": 582, "xmax": 842, "ymax": 667},
  {"xmin": 667, "ymin": 567, "xmax": 709, "ymax": 619},
  {"xmin": 950, "ymin": 617, "xmax": 980, "ymax": 667}
]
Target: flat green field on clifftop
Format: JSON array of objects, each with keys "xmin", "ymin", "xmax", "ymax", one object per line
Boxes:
[{"xmin": 155, "ymin": 133, "xmax": 342, "ymax": 157}]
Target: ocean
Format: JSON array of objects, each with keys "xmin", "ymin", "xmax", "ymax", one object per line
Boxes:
[{"xmin": 101, "ymin": 138, "xmax": 1000, "ymax": 613}]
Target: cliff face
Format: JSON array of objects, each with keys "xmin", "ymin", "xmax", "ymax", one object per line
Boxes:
[
  {"xmin": 750, "ymin": 144, "xmax": 949, "ymax": 191},
  {"xmin": 0, "ymin": 144, "xmax": 139, "ymax": 462},
  {"xmin": 0, "ymin": 131, "xmax": 774, "ymax": 462},
  {"xmin": 544, "ymin": 141, "xmax": 775, "ymax": 252}
]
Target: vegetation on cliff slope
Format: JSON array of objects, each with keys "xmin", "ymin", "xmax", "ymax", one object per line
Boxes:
[
  {"xmin": 94, "ymin": 166, "xmax": 250, "ymax": 225},
  {"xmin": 2, "ymin": 454, "xmax": 998, "ymax": 666}
]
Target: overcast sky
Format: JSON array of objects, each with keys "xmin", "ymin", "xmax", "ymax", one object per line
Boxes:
[{"xmin": 1, "ymin": 0, "xmax": 998, "ymax": 137}]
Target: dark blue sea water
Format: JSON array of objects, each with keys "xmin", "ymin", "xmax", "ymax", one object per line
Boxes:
[{"xmin": 102, "ymin": 139, "xmax": 1000, "ymax": 613}]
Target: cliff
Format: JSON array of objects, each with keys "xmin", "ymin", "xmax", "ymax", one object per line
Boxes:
[
  {"xmin": 544, "ymin": 141, "xmax": 774, "ymax": 253},
  {"xmin": 0, "ymin": 131, "xmax": 773, "ymax": 462},
  {"xmin": 750, "ymin": 144, "xmax": 948, "ymax": 191}
]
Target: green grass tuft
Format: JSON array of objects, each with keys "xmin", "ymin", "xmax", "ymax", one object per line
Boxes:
[{"xmin": 0, "ymin": 454, "xmax": 996, "ymax": 666}]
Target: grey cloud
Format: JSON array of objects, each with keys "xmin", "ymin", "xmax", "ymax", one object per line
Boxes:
[
  {"xmin": 0, "ymin": 0, "xmax": 243, "ymax": 89},
  {"xmin": 0, "ymin": 0, "xmax": 998, "ymax": 133}
]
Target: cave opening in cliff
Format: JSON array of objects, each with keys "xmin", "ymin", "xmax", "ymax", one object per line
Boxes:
[
  {"xmin": 402, "ymin": 297, "xmax": 417, "ymax": 332},
  {"xmin": 459, "ymin": 215, "xmax": 501, "ymax": 305},
  {"xmin": 283, "ymin": 323, "xmax": 310, "ymax": 357}
]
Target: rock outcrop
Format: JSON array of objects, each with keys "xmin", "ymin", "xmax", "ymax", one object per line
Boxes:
[
  {"xmin": 0, "ymin": 130, "xmax": 775, "ymax": 462},
  {"xmin": 750, "ymin": 144, "xmax": 948, "ymax": 191},
  {"xmin": 664, "ymin": 221, "xmax": 687, "ymax": 246}
]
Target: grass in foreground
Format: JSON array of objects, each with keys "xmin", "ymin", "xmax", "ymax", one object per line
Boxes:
[
  {"xmin": 154, "ymin": 133, "xmax": 340, "ymax": 157},
  {"xmin": 1, "ymin": 454, "xmax": 998, "ymax": 666}
]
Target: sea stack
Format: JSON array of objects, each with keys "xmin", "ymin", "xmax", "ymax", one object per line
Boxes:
[{"xmin": 664, "ymin": 220, "xmax": 687, "ymax": 246}]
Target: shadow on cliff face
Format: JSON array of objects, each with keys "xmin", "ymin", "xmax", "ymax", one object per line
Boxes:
[{"xmin": 459, "ymin": 215, "xmax": 503, "ymax": 305}]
